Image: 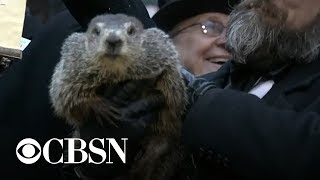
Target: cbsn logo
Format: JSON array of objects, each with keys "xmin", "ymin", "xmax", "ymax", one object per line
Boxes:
[{"xmin": 16, "ymin": 138, "xmax": 128, "ymax": 164}]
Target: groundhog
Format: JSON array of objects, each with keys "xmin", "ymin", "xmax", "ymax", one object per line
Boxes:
[{"xmin": 49, "ymin": 14, "xmax": 188, "ymax": 180}]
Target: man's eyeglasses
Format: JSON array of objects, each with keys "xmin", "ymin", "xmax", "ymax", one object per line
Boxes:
[{"xmin": 170, "ymin": 20, "xmax": 226, "ymax": 38}]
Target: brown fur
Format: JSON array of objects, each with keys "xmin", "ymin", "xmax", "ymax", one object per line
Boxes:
[{"xmin": 49, "ymin": 14, "xmax": 188, "ymax": 180}]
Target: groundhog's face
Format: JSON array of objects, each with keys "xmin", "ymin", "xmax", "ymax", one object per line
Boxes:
[
  {"xmin": 77, "ymin": 14, "xmax": 178, "ymax": 83},
  {"xmin": 83, "ymin": 14, "xmax": 147, "ymax": 74}
]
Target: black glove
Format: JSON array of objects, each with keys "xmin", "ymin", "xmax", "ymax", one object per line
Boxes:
[
  {"xmin": 180, "ymin": 67, "xmax": 217, "ymax": 106},
  {"xmin": 64, "ymin": 80, "xmax": 165, "ymax": 180},
  {"xmin": 81, "ymin": 79, "xmax": 165, "ymax": 144}
]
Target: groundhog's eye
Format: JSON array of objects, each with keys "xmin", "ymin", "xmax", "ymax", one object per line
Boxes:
[
  {"xmin": 127, "ymin": 25, "xmax": 136, "ymax": 35},
  {"xmin": 92, "ymin": 28, "xmax": 100, "ymax": 35}
]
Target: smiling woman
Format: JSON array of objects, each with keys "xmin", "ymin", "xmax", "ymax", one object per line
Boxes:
[
  {"xmin": 169, "ymin": 12, "xmax": 231, "ymax": 76},
  {"xmin": 152, "ymin": 0, "xmax": 239, "ymax": 76}
]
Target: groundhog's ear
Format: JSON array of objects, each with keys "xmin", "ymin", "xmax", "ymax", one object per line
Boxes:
[{"xmin": 62, "ymin": 0, "xmax": 156, "ymax": 29}]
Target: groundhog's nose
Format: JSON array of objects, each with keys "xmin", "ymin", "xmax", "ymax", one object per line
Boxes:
[{"xmin": 105, "ymin": 34, "xmax": 123, "ymax": 49}]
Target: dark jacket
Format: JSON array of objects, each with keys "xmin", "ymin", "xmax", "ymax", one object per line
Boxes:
[
  {"xmin": 0, "ymin": 10, "xmax": 79, "ymax": 180},
  {"xmin": 183, "ymin": 58, "xmax": 320, "ymax": 180}
]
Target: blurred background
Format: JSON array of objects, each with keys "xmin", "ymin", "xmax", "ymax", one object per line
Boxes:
[
  {"xmin": 142, "ymin": 0, "xmax": 159, "ymax": 17},
  {"xmin": 24, "ymin": 0, "xmax": 159, "ymax": 40},
  {"xmin": 0, "ymin": 0, "xmax": 160, "ymax": 74}
]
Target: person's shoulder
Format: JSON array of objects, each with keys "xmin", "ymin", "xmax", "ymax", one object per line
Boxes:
[
  {"xmin": 198, "ymin": 60, "xmax": 232, "ymax": 87},
  {"xmin": 22, "ymin": 9, "xmax": 82, "ymax": 60},
  {"xmin": 35, "ymin": 10, "xmax": 82, "ymax": 41}
]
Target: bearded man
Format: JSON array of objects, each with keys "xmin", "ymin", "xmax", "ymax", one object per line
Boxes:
[
  {"xmin": 59, "ymin": 0, "xmax": 320, "ymax": 179},
  {"xmin": 181, "ymin": 0, "xmax": 320, "ymax": 179}
]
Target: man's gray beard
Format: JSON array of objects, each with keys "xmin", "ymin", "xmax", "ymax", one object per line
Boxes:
[{"xmin": 226, "ymin": 7, "xmax": 320, "ymax": 67}]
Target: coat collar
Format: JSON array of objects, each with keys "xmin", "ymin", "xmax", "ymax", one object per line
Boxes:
[
  {"xmin": 202, "ymin": 55, "xmax": 320, "ymax": 94},
  {"xmin": 278, "ymin": 57, "xmax": 320, "ymax": 94},
  {"xmin": 260, "ymin": 56, "xmax": 320, "ymax": 108}
]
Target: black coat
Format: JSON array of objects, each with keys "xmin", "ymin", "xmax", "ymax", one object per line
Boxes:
[
  {"xmin": 0, "ymin": 10, "xmax": 79, "ymax": 180},
  {"xmin": 183, "ymin": 58, "xmax": 320, "ymax": 180}
]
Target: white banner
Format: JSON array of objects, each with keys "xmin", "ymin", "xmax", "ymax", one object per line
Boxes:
[{"xmin": 0, "ymin": 0, "xmax": 26, "ymax": 59}]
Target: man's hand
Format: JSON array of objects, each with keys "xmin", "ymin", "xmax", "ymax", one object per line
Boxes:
[
  {"xmin": 180, "ymin": 67, "xmax": 217, "ymax": 105},
  {"xmin": 80, "ymin": 79, "xmax": 165, "ymax": 144},
  {"xmin": 69, "ymin": 80, "xmax": 165, "ymax": 179},
  {"xmin": 101, "ymin": 80, "xmax": 165, "ymax": 128}
]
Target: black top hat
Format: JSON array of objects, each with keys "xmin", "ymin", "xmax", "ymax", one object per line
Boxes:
[{"xmin": 152, "ymin": 0, "xmax": 240, "ymax": 32}]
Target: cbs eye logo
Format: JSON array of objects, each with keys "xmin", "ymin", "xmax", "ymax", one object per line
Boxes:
[{"xmin": 16, "ymin": 138, "xmax": 41, "ymax": 164}]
